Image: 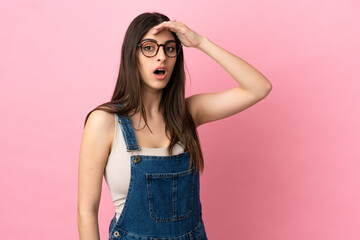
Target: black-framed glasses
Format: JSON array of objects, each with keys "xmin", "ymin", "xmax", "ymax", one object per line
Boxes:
[{"xmin": 137, "ymin": 39, "xmax": 182, "ymax": 58}]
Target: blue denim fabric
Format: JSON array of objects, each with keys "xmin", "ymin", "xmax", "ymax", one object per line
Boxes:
[{"xmin": 108, "ymin": 113, "xmax": 208, "ymax": 240}]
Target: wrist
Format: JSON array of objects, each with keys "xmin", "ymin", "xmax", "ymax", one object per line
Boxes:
[{"xmin": 196, "ymin": 36, "xmax": 210, "ymax": 51}]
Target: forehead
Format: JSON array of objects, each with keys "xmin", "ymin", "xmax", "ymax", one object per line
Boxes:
[{"xmin": 141, "ymin": 29, "xmax": 175, "ymax": 43}]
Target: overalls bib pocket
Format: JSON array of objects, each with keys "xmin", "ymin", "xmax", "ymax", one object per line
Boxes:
[{"xmin": 146, "ymin": 167, "xmax": 195, "ymax": 222}]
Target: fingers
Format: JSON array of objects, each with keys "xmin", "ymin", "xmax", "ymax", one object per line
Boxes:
[
  {"xmin": 151, "ymin": 21, "xmax": 170, "ymax": 34},
  {"xmin": 152, "ymin": 20, "xmax": 182, "ymax": 35}
]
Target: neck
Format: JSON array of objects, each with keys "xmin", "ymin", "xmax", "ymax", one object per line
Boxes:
[{"xmin": 140, "ymin": 87, "xmax": 163, "ymax": 118}]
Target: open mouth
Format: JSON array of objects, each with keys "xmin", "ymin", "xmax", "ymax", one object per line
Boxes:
[{"xmin": 153, "ymin": 69, "xmax": 166, "ymax": 75}]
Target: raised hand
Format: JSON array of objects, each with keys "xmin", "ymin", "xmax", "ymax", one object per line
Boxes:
[{"xmin": 152, "ymin": 20, "xmax": 205, "ymax": 48}]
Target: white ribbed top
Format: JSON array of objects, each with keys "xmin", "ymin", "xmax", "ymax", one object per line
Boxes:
[{"xmin": 104, "ymin": 114, "xmax": 185, "ymax": 219}]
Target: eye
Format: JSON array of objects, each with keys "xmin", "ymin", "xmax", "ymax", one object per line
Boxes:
[
  {"xmin": 143, "ymin": 45, "xmax": 154, "ymax": 51},
  {"xmin": 166, "ymin": 46, "xmax": 175, "ymax": 52},
  {"xmin": 141, "ymin": 41, "xmax": 157, "ymax": 52},
  {"xmin": 165, "ymin": 43, "xmax": 177, "ymax": 52}
]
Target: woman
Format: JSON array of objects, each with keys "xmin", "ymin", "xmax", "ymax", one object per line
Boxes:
[{"xmin": 78, "ymin": 12, "xmax": 272, "ymax": 240}]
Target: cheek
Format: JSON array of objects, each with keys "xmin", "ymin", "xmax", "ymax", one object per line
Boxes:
[
  {"xmin": 137, "ymin": 58, "xmax": 148, "ymax": 75},
  {"xmin": 137, "ymin": 65, "xmax": 147, "ymax": 81},
  {"xmin": 137, "ymin": 52, "xmax": 146, "ymax": 70},
  {"xmin": 169, "ymin": 59, "xmax": 177, "ymax": 73}
]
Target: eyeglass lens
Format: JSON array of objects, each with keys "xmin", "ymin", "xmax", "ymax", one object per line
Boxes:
[{"xmin": 140, "ymin": 41, "xmax": 180, "ymax": 57}]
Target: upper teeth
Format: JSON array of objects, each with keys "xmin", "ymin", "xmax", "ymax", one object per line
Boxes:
[{"xmin": 155, "ymin": 69, "xmax": 165, "ymax": 74}]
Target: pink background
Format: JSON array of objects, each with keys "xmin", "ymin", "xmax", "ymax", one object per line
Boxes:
[{"xmin": 1, "ymin": 0, "xmax": 359, "ymax": 239}]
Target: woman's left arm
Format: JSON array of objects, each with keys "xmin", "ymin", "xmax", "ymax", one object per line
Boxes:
[{"xmin": 153, "ymin": 20, "xmax": 272, "ymax": 127}]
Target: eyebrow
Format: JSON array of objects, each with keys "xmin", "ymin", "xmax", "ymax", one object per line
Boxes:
[{"xmin": 140, "ymin": 38, "xmax": 176, "ymax": 44}]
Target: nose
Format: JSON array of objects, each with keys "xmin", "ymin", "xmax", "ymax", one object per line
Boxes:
[{"xmin": 156, "ymin": 45, "xmax": 167, "ymax": 61}]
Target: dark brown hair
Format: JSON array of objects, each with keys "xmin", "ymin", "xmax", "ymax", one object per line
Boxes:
[{"xmin": 84, "ymin": 12, "xmax": 204, "ymax": 173}]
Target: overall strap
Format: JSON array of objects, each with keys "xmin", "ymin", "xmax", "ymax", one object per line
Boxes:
[{"xmin": 117, "ymin": 114, "xmax": 141, "ymax": 152}]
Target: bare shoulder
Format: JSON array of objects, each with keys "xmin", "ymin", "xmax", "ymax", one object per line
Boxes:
[
  {"xmin": 86, "ymin": 109, "xmax": 115, "ymax": 130},
  {"xmin": 82, "ymin": 108, "xmax": 116, "ymax": 154}
]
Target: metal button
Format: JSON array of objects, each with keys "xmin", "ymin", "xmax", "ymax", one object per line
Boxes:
[
  {"xmin": 113, "ymin": 231, "xmax": 121, "ymax": 237},
  {"xmin": 133, "ymin": 156, "xmax": 141, "ymax": 163}
]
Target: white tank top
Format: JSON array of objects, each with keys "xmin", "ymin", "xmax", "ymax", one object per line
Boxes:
[{"xmin": 104, "ymin": 114, "xmax": 185, "ymax": 219}]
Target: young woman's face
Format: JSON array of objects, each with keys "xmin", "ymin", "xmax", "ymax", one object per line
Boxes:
[{"xmin": 137, "ymin": 29, "xmax": 177, "ymax": 93}]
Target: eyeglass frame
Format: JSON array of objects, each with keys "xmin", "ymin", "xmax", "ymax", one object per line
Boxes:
[{"xmin": 137, "ymin": 39, "xmax": 183, "ymax": 58}]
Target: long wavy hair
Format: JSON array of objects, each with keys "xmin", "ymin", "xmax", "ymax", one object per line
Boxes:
[{"xmin": 84, "ymin": 12, "xmax": 204, "ymax": 173}]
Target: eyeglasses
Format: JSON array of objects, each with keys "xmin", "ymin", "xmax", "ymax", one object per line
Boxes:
[{"xmin": 137, "ymin": 39, "xmax": 182, "ymax": 58}]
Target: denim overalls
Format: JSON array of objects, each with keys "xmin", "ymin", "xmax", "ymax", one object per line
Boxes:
[{"xmin": 108, "ymin": 113, "xmax": 208, "ymax": 240}]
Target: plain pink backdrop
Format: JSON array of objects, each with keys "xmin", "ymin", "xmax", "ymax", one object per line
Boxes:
[{"xmin": 1, "ymin": 0, "xmax": 359, "ymax": 239}]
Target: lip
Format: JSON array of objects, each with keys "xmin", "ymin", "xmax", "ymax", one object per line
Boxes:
[
  {"xmin": 153, "ymin": 71, "xmax": 167, "ymax": 80},
  {"xmin": 153, "ymin": 66, "xmax": 168, "ymax": 72}
]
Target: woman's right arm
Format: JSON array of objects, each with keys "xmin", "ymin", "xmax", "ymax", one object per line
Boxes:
[{"xmin": 77, "ymin": 110, "xmax": 115, "ymax": 240}]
